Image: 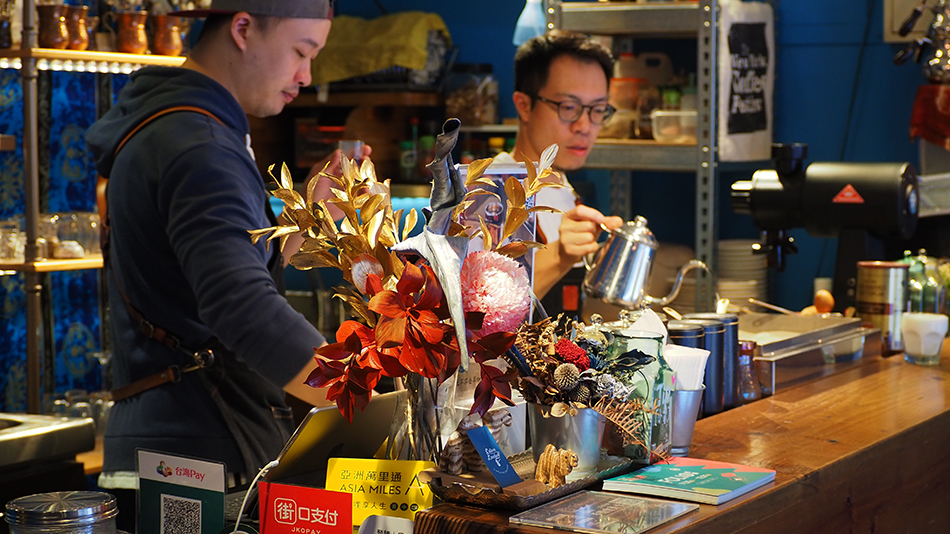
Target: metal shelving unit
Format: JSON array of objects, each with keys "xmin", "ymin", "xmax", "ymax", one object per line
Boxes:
[
  {"xmin": 3, "ymin": 0, "xmax": 185, "ymax": 413},
  {"xmin": 546, "ymin": 0, "xmax": 719, "ymax": 310}
]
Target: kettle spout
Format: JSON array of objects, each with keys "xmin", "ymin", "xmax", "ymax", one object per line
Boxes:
[{"xmin": 643, "ymin": 259, "xmax": 710, "ymax": 308}]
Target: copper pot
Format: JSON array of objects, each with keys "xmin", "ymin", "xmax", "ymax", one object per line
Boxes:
[
  {"xmin": 65, "ymin": 5, "xmax": 89, "ymax": 51},
  {"xmin": 36, "ymin": 4, "xmax": 69, "ymax": 50},
  {"xmin": 150, "ymin": 15, "xmax": 182, "ymax": 56},
  {"xmin": 115, "ymin": 11, "xmax": 148, "ymax": 55}
]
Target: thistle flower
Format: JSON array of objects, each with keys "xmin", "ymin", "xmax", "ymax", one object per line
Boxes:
[{"xmin": 554, "ymin": 363, "xmax": 580, "ymax": 391}]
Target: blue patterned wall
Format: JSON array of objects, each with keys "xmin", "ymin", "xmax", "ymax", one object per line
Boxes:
[{"xmin": 0, "ymin": 69, "xmax": 128, "ymax": 412}]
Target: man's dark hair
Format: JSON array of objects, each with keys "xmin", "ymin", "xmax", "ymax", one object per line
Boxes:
[{"xmin": 514, "ymin": 30, "xmax": 614, "ymax": 98}]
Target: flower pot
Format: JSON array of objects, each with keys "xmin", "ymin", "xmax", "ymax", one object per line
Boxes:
[{"xmin": 528, "ymin": 405, "xmax": 606, "ymax": 479}]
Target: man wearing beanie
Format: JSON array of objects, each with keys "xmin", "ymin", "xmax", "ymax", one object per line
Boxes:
[{"xmin": 86, "ymin": 1, "xmax": 345, "ymax": 527}]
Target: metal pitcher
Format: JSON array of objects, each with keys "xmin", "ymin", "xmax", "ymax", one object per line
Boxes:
[{"xmin": 581, "ymin": 216, "xmax": 707, "ymax": 309}]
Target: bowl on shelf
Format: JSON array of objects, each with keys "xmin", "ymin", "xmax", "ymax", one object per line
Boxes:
[{"xmin": 650, "ymin": 110, "xmax": 697, "ymax": 143}]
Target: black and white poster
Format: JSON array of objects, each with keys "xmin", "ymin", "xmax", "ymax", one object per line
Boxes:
[{"xmin": 719, "ymin": 0, "xmax": 774, "ymax": 161}]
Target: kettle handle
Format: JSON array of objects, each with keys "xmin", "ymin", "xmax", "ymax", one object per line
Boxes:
[{"xmin": 582, "ymin": 223, "xmax": 614, "ymax": 271}]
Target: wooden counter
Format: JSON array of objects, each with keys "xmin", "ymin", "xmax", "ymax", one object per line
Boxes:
[{"xmin": 415, "ymin": 352, "xmax": 950, "ymax": 534}]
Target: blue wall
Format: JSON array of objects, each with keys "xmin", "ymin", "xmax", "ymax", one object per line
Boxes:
[{"xmin": 340, "ymin": 0, "xmax": 927, "ymax": 310}]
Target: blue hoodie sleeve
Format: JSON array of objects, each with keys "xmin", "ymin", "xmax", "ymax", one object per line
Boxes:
[{"xmin": 148, "ymin": 126, "xmax": 324, "ymax": 387}]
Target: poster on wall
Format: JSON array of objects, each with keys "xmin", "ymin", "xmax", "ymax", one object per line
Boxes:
[{"xmin": 718, "ymin": 0, "xmax": 775, "ymax": 162}]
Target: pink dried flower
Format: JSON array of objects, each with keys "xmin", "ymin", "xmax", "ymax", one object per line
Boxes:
[{"xmin": 460, "ymin": 251, "xmax": 531, "ymax": 336}]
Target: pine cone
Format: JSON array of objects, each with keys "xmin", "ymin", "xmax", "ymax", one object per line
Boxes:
[
  {"xmin": 570, "ymin": 382, "xmax": 592, "ymax": 405},
  {"xmin": 554, "ymin": 363, "xmax": 580, "ymax": 391}
]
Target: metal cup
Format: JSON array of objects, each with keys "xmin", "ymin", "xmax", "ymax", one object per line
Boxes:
[
  {"xmin": 528, "ymin": 405, "xmax": 606, "ymax": 479},
  {"xmin": 670, "ymin": 386, "xmax": 704, "ymax": 457}
]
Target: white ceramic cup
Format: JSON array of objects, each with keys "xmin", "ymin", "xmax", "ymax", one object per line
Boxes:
[{"xmin": 900, "ymin": 312, "xmax": 949, "ymax": 365}]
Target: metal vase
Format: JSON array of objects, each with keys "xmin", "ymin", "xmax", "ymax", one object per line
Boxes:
[{"xmin": 528, "ymin": 405, "xmax": 606, "ymax": 479}]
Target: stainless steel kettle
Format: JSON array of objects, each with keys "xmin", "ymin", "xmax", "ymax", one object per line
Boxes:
[{"xmin": 581, "ymin": 216, "xmax": 708, "ymax": 309}]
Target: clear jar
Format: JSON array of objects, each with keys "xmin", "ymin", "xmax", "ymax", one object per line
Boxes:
[
  {"xmin": 737, "ymin": 340, "xmax": 762, "ymax": 404},
  {"xmin": 5, "ymin": 491, "xmax": 118, "ymax": 534},
  {"xmin": 445, "ymin": 63, "xmax": 498, "ymax": 127},
  {"xmin": 635, "ymin": 82, "xmax": 661, "ymax": 139}
]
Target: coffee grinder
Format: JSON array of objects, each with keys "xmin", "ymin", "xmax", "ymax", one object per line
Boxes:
[{"xmin": 730, "ymin": 143, "xmax": 919, "ymax": 311}]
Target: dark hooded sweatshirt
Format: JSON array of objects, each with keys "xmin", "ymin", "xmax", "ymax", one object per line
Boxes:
[{"xmin": 85, "ymin": 66, "xmax": 326, "ymax": 475}]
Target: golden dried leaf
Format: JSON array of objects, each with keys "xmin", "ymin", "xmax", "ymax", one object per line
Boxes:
[
  {"xmin": 294, "ymin": 209, "xmax": 318, "ymax": 232},
  {"xmin": 464, "ymin": 158, "xmax": 494, "ymax": 186},
  {"xmin": 527, "ymin": 205, "xmax": 563, "ymax": 215},
  {"xmin": 267, "ymin": 225, "xmax": 300, "ymax": 243},
  {"xmin": 338, "ymin": 210, "xmax": 360, "ymax": 236},
  {"xmin": 505, "ymin": 175, "xmax": 526, "ymax": 208},
  {"xmin": 273, "ymin": 188, "xmax": 305, "ymax": 211},
  {"xmin": 289, "ymin": 250, "xmax": 340, "ymax": 270},
  {"xmin": 402, "ymin": 209, "xmax": 418, "ymax": 242},
  {"xmin": 279, "ymin": 162, "xmax": 295, "ymax": 192},
  {"xmin": 494, "ymin": 240, "xmax": 535, "ymax": 259},
  {"xmin": 248, "ymin": 227, "xmax": 275, "ymax": 245},
  {"xmin": 478, "ymin": 214, "xmax": 493, "ymax": 251},
  {"xmin": 364, "ymin": 209, "xmax": 386, "ymax": 249},
  {"xmin": 501, "ymin": 206, "xmax": 528, "ymax": 244},
  {"xmin": 462, "ymin": 188, "xmax": 499, "ymax": 202}
]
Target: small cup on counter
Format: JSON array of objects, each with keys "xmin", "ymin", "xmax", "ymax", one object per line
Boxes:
[{"xmin": 901, "ymin": 312, "xmax": 948, "ymax": 365}]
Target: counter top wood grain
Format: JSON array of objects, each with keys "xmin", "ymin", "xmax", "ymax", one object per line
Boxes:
[{"xmin": 415, "ymin": 351, "xmax": 950, "ymax": 534}]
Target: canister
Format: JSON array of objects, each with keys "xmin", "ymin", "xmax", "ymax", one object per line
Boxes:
[
  {"xmin": 4, "ymin": 491, "xmax": 118, "ymax": 534},
  {"xmin": 856, "ymin": 261, "xmax": 909, "ymax": 353},
  {"xmin": 684, "ymin": 312, "xmax": 739, "ymax": 409},
  {"xmin": 667, "ymin": 320, "xmax": 704, "ymax": 349},
  {"xmin": 677, "ymin": 318, "xmax": 725, "ymax": 416}
]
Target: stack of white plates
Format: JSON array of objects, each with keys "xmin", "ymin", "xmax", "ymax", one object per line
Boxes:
[
  {"xmin": 665, "ymin": 276, "xmax": 768, "ymax": 315},
  {"xmin": 719, "ymin": 239, "xmax": 768, "ymax": 280},
  {"xmin": 662, "ymin": 240, "xmax": 769, "ymax": 314}
]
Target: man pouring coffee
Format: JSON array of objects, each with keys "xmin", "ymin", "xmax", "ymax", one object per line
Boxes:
[{"xmin": 493, "ymin": 30, "xmax": 624, "ymax": 310}]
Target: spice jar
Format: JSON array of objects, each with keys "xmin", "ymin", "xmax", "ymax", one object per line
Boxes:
[
  {"xmin": 445, "ymin": 63, "xmax": 498, "ymax": 127},
  {"xmin": 5, "ymin": 491, "xmax": 118, "ymax": 534}
]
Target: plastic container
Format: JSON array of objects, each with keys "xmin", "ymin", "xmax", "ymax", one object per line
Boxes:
[
  {"xmin": 5, "ymin": 491, "xmax": 118, "ymax": 534},
  {"xmin": 650, "ymin": 110, "xmax": 698, "ymax": 143},
  {"xmin": 444, "ymin": 63, "xmax": 498, "ymax": 127},
  {"xmin": 513, "ymin": 0, "xmax": 546, "ymax": 46},
  {"xmin": 609, "ymin": 77, "xmax": 644, "ymax": 111},
  {"xmin": 598, "ymin": 109, "xmax": 637, "ymax": 139}
]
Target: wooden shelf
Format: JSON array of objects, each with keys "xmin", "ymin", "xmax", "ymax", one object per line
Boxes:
[
  {"xmin": 0, "ymin": 255, "xmax": 104, "ymax": 273},
  {"xmin": 0, "ymin": 134, "xmax": 14, "ymax": 151},
  {"xmin": 0, "ymin": 47, "xmax": 186, "ymax": 70},
  {"xmin": 288, "ymin": 90, "xmax": 442, "ymax": 108}
]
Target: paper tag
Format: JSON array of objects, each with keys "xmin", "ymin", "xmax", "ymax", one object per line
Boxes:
[
  {"xmin": 465, "ymin": 425, "xmax": 522, "ymax": 487},
  {"xmin": 258, "ymin": 481, "xmax": 352, "ymax": 534},
  {"xmin": 326, "ymin": 458, "xmax": 435, "ymax": 528},
  {"xmin": 136, "ymin": 449, "xmax": 226, "ymax": 534}
]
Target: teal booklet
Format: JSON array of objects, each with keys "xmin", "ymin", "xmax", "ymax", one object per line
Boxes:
[{"xmin": 602, "ymin": 457, "xmax": 775, "ymax": 505}]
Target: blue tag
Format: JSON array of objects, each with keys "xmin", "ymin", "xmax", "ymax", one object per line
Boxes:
[{"xmin": 465, "ymin": 426, "xmax": 522, "ymax": 487}]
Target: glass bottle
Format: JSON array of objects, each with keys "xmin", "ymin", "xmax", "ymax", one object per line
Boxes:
[{"xmin": 737, "ymin": 340, "xmax": 762, "ymax": 403}]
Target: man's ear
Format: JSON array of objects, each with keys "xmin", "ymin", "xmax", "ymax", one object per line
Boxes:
[
  {"xmin": 230, "ymin": 12, "xmax": 253, "ymax": 51},
  {"xmin": 513, "ymin": 91, "xmax": 534, "ymax": 123}
]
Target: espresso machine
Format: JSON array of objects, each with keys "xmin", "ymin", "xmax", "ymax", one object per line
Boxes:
[{"xmin": 730, "ymin": 144, "xmax": 920, "ymax": 311}]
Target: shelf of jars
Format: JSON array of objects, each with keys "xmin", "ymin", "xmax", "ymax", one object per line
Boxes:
[
  {"xmin": 546, "ymin": 0, "xmax": 701, "ymax": 37},
  {"xmin": 0, "ymin": 47, "xmax": 185, "ymax": 72},
  {"xmin": 0, "ymin": 255, "xmax": 104, "ymax": 273}
]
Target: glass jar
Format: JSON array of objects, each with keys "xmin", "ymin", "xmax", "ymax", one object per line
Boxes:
[
  {"xmin": 5, "ymin": 491, "xmax": 118, "ymax": 534},
  {"xmin": 444, "ymin": 63, "xmax": 499, "ymax": 127},
  {"xmin": 902, "ymin": 249, "xmax": 948, "ymax": 314},
  {"xmin": 635, "ymin": 82, "xmax": 661, "ymax": 140}
]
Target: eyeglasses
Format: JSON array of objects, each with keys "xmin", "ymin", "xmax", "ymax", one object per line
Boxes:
[{"xmin": 534, "ymin": 96, "xmax": 616, "ymax": 125}]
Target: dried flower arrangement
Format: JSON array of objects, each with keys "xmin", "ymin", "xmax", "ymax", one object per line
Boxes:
[
  {"xmin": 506, "ymin": 313, "xmax": 669, "ymax": 460},
  {"xmin": 250, "ymin": 119, "xmax": 563, "ymax": 427}
]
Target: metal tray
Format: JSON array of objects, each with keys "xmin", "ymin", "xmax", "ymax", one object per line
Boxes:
[
  {"xmin": 738, "ymin": 313, "xmax": 880, "ymax": 393},
  {"xmin": 420, "ymin": 451, "xmax": 633, "ymax": 511}
]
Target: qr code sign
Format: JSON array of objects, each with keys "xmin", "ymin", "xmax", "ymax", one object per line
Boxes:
[{"xmin": 160, "ymin": 494, "xmax": 202, "ymax": 534}]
